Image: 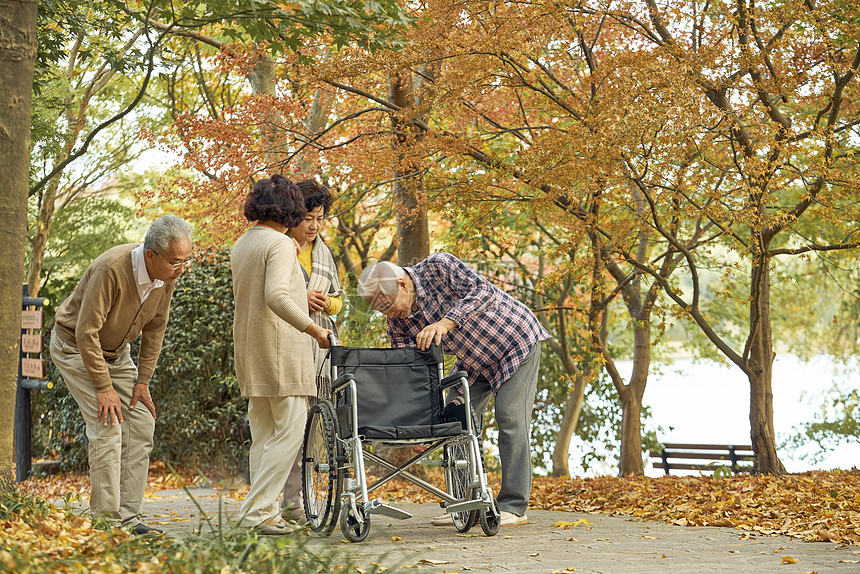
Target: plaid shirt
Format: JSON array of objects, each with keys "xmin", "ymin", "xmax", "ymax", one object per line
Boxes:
[{"xmin": 387, "ymin": 252, "xmax": 550, "ymax": 395}]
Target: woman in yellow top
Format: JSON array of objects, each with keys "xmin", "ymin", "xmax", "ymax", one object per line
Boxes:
[{"xmin": 287, "ymin": 179, "xmax": 343, "ymax": 400}]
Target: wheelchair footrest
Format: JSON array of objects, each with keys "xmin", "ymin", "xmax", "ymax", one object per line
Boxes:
[
  {"xmin": 446, "ymin": 499, "xmax": 487, "ymax": 514},
  {"xmin": 367, "ymin": 499, "xmax": 412, "ymax": 520}
]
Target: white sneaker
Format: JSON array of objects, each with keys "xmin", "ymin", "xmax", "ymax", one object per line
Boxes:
[
  {"xmin": 430, "ymin": 514, "xmax": 453, "ymax": 526},
  {"xmin": 499, "ymin": 511, "xmax": 527, "ymax": 526}
]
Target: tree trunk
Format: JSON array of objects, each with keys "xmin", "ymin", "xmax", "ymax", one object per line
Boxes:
[
  {"xmin": 247, "ymin": 55, "xmax": 283, "ymax": 170},
  {"xmin": 617, "ymin": 322, "xmax": 650, "ymax": 476},
  {"xmin": 296, "ymin": 49, "xmax": 334, "ymax": 178},
  {"xmin": 618, "ymin": 385, "xmax": 645, "ymax": 476},
  {"xmin": 550, "ymin": 372, "xmax": 588, "ymax": 477},
  {"xmin": 377, "ymin": 68, "xmax": 432, "ymax": 470},
  {"xmin": 0, "ymin": 0, "xmax": 38, "ymax": 486},
  {"xmin": 747, "ymin": 256, "xmax": 785, "ymax": 474},
  {"xmin": 26, "ymin": 172, "xmax": 63, "ymax": 298},
  {"xmin": 389, "ymin": 68, "xmax": 429, "ymax": 266}
]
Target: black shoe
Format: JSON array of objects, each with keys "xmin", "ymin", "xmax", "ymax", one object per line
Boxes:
[{"xmin": 131, "ymin": 522, "xmax": 164, "ymax": 535}]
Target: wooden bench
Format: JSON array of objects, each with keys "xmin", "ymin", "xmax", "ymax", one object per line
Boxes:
[{"xmin": 650, "ymin": 443, "xmax": 754, "ymax": 475}]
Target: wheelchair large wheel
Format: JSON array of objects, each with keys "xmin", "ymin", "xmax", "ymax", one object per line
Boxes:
[
  {"xmin": 479, "ymin": 497, "xmax": 501, "ymax": 537},
  {"xmin": 302, "ymin": 400, "xmax": 342, "ymax": 535},
  {"xmin": 443, "ymin": 441, "xmax": 478, "ymax": 532},
  {"xmin": 340, "ymin": 504, "xmax": 370, "ymax": 542}
]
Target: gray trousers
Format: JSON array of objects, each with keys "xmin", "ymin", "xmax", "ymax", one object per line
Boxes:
[
  {"xmin": 50, "ymin": 329, "xmax": 155, "ymax": 524},
  {"xmin": 456, "ymin": 342, "xmax": 541, "ymax": 516}
]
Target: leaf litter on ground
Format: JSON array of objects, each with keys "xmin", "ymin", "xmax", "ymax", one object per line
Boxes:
[{"xmin": 8, "ymin": 464, "xmax": 859, "ymax": 573}]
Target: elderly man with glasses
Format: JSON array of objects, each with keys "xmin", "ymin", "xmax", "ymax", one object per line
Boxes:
[
  {"xmin": 357, "ymin": 252, "xmax": 549, "ymax": 527},
  {"xmin": 50, "ymin": 215, "xmax": 193, "ymax": 535}
]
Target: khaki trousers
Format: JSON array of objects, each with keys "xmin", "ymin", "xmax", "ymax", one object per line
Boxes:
[
  {"xmin": 280, "ymin": 444, "xmax": 304, "ymax": 519},
  {"xmin": 240, "ymin": 395, "xmax": 307, "ymax": 527},
  {"xmin": 50, "ymin": 329, "xmax": 155, "ymax": 523}
]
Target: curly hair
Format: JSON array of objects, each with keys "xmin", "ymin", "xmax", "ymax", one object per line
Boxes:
[
  {"xmin": 296, "ymin": 179, "xmax": 334, "ymax": 216},
  {"xmin": 243, "ymin": 174, "xmax": 307, "ymax": 227}
]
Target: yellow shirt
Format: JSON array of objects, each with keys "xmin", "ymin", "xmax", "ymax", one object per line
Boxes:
[{"xmin": 297, "ymin": 247, "xmax": 343, "ymax": 315}]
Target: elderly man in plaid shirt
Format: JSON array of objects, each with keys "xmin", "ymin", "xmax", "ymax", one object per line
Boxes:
[{"xmin": 357, "ymin": 252, "xmax": 550, "ymax": 527}]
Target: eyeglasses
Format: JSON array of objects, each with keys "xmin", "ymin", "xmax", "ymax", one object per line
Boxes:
[
  {"xmin": 153, "ymin": 250, "xmax": 193, "ymax": 270},
  {"xmin": 369, "ymin": 292, "xmax": 395, "ymax": 312}
]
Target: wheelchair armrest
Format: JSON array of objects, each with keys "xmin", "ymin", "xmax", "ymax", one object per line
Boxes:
[
  {"xmin": 441, "ymin": 371, "xmax": 468, "ymax": 389},
  {"xmin": 332, "ymin": 372, "xmax": 355, "ymax": 393}
]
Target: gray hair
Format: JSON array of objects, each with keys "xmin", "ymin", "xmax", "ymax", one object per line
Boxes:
[
  {"xmin": 144, "ymin": 215, "xmax": 193, "ymax": 253},
  {"xmin": 356, "ymin": 261, "xmax": 405, "ymax": 306}
]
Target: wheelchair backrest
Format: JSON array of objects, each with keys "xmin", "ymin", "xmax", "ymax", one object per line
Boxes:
[{"xmin": 331, "ymin": 344, "xmax": 446, "ymax": 434}]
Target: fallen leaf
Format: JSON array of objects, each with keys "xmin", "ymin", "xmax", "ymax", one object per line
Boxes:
[
  {"xmin": 418, "ymin": 559, "xmax": 453, "ymax": 565},
  {"xmin": 391, "ymin": 536, "xmax": 402, "ymax": 541},
  {"xmin": 552, "ymin": 519, "xmax": 590, "ymax": 528},
  {"xmin": 781, "ymin": 556, "xmax": 798, "ymax": 564},
  {"xmin": 642, "ymin": 535, "xmax": 658, "ymax": 539}
]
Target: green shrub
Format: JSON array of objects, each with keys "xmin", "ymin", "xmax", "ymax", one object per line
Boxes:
[{"xmin": 148, "ymin": 248, "xmax": 247, "ymax": 475}]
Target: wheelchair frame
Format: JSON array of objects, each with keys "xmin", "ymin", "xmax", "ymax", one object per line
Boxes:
[{"xmin": 301, "ymin": 341, "xmax": 500, "ymax": 542}]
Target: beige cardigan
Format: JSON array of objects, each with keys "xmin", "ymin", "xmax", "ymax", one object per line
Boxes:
[
  {"xmin": 231, "ymin": 225, "xmax": 317, "ymax": 398},
  {"xmin": 54, "ymin": 244, "xmax": 173, "ymax": 392}
]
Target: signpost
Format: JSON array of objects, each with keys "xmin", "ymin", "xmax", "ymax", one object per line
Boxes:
[{"xmin": 15, "ymin": 285, "xmax": 53, "ymax": 482}]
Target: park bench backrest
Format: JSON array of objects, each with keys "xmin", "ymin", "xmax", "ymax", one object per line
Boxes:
[{"xmin": 650, "ymin": 443, "xmax": 754, "ymax": 475}]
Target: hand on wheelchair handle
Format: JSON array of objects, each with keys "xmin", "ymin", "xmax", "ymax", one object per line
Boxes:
[
  {"xmin": 415, "ymin": 318, "xmax": 456, "ymax": 350},
  {"xmin": 306, "ymin": 324, "xmax": 333, "ymax": 348}
]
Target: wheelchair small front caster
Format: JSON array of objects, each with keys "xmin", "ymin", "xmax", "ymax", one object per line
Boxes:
[
  {"xmin": 479, "ymin": 497, "xmax": 500, "ymax": 536},
  {"xmin": 340, "ymin": 504, "xmax": 370, "ymax": 542}
]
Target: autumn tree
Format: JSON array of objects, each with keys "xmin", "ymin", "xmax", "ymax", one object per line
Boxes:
[
  {"xmin": 144, "ymin": 0, "xmax": 860, "ymax": 479},
  {"xmin": 152, "ymin": 1, "xmax": 683, "ymax": 476},
  {"xmin": 27, "ymin": 3, "xmax": 168, "ymax": 299},
  {"xmin": 307, "ymin": 0, "xmax": 860, "ymax": 477},
  {"xmin": 587, "ymin": 0, "xmax": 860, "ymax": 474},
  {"xmin": 0, "ymin": 0, "xmax": 38, "ymax": 485}
]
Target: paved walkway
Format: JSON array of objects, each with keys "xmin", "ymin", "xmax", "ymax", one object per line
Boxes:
[{"xmin": 134, "ymin": 488, "xmax": 860, "ymax": 573}]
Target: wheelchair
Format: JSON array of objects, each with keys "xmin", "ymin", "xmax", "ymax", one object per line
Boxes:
[{"xmin": 300, "ymin": 339, "xmax": 501, "ymax": 542}]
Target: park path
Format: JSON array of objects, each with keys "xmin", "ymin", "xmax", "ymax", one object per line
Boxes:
[{"xmin": 134, "ymin": 487, "xmax": 860, "ymax": 573}]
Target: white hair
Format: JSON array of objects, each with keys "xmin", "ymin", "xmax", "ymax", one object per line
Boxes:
[
  {"xmin": 356, "ymin": 261, "xmax": 405, "ymax": 306},
  {"xmin": 144, "ymin": 215, "xmax": 193, "ymax": 253}
]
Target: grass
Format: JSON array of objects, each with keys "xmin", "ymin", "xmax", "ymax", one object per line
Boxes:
[{"xmin": 0, "ymin": 482, "xmax": 385, "ymax": 574}]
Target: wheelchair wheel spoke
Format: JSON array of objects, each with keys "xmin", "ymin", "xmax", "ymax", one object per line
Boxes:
[
  {"xmin": 302, "ymin": 401, "xmax": 342, "ymax": 535},
  {"xmin": 444, "ymin": 440, "xmax": 478, "ymax": 532}
]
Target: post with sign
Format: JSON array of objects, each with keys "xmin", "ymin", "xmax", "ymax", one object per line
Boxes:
[{"xmin": 16, "ymin": 285, "xmax": 53, "ymax": 482}]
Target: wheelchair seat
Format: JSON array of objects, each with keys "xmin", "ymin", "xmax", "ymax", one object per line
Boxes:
[{"xmin": 331, "ymin": 345, "xmax": 463, "ymax": 440}]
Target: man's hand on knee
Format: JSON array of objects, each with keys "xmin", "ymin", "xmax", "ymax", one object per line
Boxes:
[
  {"xmin": 130, "ymin": 383, "xmax": 157, "ymax": 419},
  {"xmin": 97, "ymin": 389, "xmax": 124, "ymax": 427}
]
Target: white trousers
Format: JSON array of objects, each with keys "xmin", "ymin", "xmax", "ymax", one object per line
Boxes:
[{"xmin": 240, "ymin": 395, "xmax": 307, "ymax": 527}]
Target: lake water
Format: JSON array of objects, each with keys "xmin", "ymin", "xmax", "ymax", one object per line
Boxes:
[{"xmin": 561, "ymin": 354, "xmax": 859, "ymax": 477}]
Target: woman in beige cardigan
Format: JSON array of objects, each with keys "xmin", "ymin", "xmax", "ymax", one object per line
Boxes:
[{"xmin": 232, "ymin": 174, "xmax": 331, "ymax": 535}]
